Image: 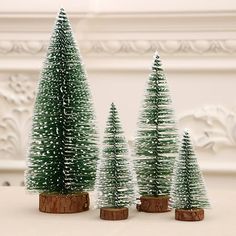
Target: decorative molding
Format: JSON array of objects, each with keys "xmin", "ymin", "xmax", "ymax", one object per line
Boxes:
[
  {"xmin": 1, "ymin": 39, "xmax": 236, "ymax": 56},
  {"xmin": 0, "ymin": 108, "xmax": 32, "ymax": 160},
  {"xmin": 0, "ymin": 74, "xmax": 36, "ymax": 104},
  {"xmin": 0, "ymin": 41, "xmax": 47, "ymax": 55},
  {"xmin": 178, "ymin": 106, "xmax": 236, "ymax": 152},
  {"xmin": 0, "ymin": 74, "xmax": 35, "ymax": 160},
  {"xmin": 80, "ymin": 40, "xmax": 236, "ymax": 55}
]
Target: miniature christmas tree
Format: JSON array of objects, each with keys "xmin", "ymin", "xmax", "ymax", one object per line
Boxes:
[
  {"xmin": 135, "ymin": 52, "xmax": 178, "ymax": 213},
  {"xmin": 170, "ymin": 130, "xmax": 210, "ymax": 221},
  {"xmin": 25, "ymin": 8, "xmax": 98, "ymax": 213},
  {"xmin": 96, "ymin": 103, "xmax": 135, "ymax": 220}
]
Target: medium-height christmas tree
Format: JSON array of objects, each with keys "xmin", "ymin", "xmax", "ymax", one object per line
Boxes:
[
  {"xmin": 96, "ymin": 103, "xmax": 135, "ymax": 220},
  {"xmin": 170, "ymin": 130, "xmax": 210, "ymax": 221},
  {"xmin": 25, "ymin": 8, "xmax": 98, "ymax": 213},
  {"xmin": 135, "ymin": 52, "xmax": 178, "ymax": 213}
]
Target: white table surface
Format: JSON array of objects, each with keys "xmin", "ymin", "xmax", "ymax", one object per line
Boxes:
[{"xmin": 0, "ymin": 186, "xmax": 235, "ymax": 236}]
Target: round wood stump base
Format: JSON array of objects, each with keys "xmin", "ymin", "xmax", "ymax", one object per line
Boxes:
[
  {"xmin": 136, "ymin": 195, "xmax": 170, "ymax": 213},
  {"xmin": 39, "ymin": 192, "xmax": 89, "ymax": 213},
  {"xmin": 175, "ymin": 209, "xmax": 204, "ymax": 221},
  {"xmin": 100, "ymin": 207, "xmax": 128, "ymax": 220}
]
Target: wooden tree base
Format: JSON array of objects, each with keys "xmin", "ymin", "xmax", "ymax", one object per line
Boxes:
[
  {"xmin": 100, "ymin": 207, "xmax": 129, "ymax": 220},
  {"xmin": 175, "ymin": 209, "xmax": 204, "ymax": 221},
  {"xmin": 136, "ymin": 195, "xmax": 170, "ymax": 213},
  {"xmin": 39, "ymin": 192, "xmax": 89, "ymax": 213}
]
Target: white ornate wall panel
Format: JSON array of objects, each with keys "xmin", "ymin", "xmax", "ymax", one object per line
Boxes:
[{"xmin": 0, "ymin": 0, "xmax": 236, "ymax": 185}]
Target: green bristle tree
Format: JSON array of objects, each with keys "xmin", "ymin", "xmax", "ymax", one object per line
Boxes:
[
  {"xmin": 96, "ymin": 103, "xmax": 135, "ymax": 210},
  {"xmin": 25, "ymin": 8, "xmax": 98, "ymax": 195},
  {"xmin": 135, "ymin": 52, "xmax": 178, "ymax": 212},
  {"xmin": 170, "ymin": 130, "xmax": 210, "ymax": 210}
]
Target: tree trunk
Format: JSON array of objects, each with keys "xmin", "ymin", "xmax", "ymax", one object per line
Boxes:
[
  {"xmin": 100, "ymin": 207, "xmax": 129, "ymax": 220},
  {"xmin": 39, "ymin": 192, "xmax": 89, "ymax": 213},
  {"xmin": 136, "ymin": 195, "xmax": 170, "ymax": 213},
  {"xmin": 175, "ymin": 208, "xmax": 204, "ymax": 221}
]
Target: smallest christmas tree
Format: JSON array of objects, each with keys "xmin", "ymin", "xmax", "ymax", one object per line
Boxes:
[
  {"xmin": 96, "ymin": 103, "xmax": 135, "ymax": 220},
  {"xmin": 170, "ymin": 130, "xmax": 210, "ymax": 221}
]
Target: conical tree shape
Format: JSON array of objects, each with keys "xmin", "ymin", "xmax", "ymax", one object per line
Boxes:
[
  {"xmin": 25, "ymin": 8, "xmax": 98, "ymax": 194},
  {"xmin": 135, "ymin": 52, "xmax": 178, "ymax": 197},
  {"xmin": 170, "ymin": 130, "xmax": 210, "ymax": 210},
  {"xmin": 96, "ymin": 103, "xmax": 135, "ymax": 208}
]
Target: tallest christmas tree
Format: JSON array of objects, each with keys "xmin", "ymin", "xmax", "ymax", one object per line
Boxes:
[{"xmin": 25, "ymin": 9, "xmax": 98, "ymax": 213}]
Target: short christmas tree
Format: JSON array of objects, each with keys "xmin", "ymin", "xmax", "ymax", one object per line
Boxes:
[
  {"xmin": 135, "ymin": 52, "xmax": 178, "ymax": 213},
  {"xmin": 96, "ymin": 103, "xmax": 135, "ymax": 220},
  {"xmin": 25, "ymin": 8, "xmax": 98, "ymax": 213},
  {"xmin": 170, "ymin": 130, "xmax": 210, "ymax": 221}
]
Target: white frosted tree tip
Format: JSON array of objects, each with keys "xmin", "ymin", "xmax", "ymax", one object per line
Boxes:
[{"xmin": 183, "ymin": 128, "xmax": 190, "ymax": 134}]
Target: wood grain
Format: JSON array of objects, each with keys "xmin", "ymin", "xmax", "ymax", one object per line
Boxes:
[
  {"xmin": 175, "ymin": 208, "xmax": 204, "ymax": 221},
  {"xmin": 136, "ymin": 195, "xmax": 170, "ymax": 213},
  {"xmin": 39, "ymin": 192, "xmax": 89, "ymax": 213},
  {"xmin": 100, "ymin": 207, "xmax": 128, "ymax": 220}
]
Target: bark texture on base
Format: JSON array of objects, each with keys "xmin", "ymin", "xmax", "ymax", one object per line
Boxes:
[
  {"xmin": 136, "ymin": 195, "xmax": 170, "ymax": 213},
  {"xmin": 175, "ymin": 209, "xmax": 204, "ymax": 221},
  {"xmin": 39, "ymin": 192, "xmax": 89, "ymax": 213},
  {"xmin": 100, "ymin": 207, "xmax": 128, "ymax": 220}
]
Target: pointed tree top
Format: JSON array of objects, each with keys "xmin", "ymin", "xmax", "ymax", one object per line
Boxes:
[
  {"xmin": 183, "ymin": 129, "xmax": 190, "ymax": 136},
  {"xmin": 57, "ymin": 7, "xmax": 68, "ymax": 22},
  {"xmin": 182, "ymin": 130, "xmax": 194, "ymax": 147},
  {"xmin": 110, "ymin": 102, "xmax": 117, "ymax": 111},
  {"xmin": 154, "ymin": 50, "xmax": 160, "ymax": 59},
  {"xmin": 59, "ymin": 7, "xmax": 66, "ymax": 14},
  {"xmin": 52, "ymin": 8, "xmax": 73, "ymax": 38},
  {"xmin": 152, "ymin": 51, "xmax": 163, "ymax": 71},
  {"xmin": 107, "ymin": 103, "xmax": 121, "ymax": 129}
]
